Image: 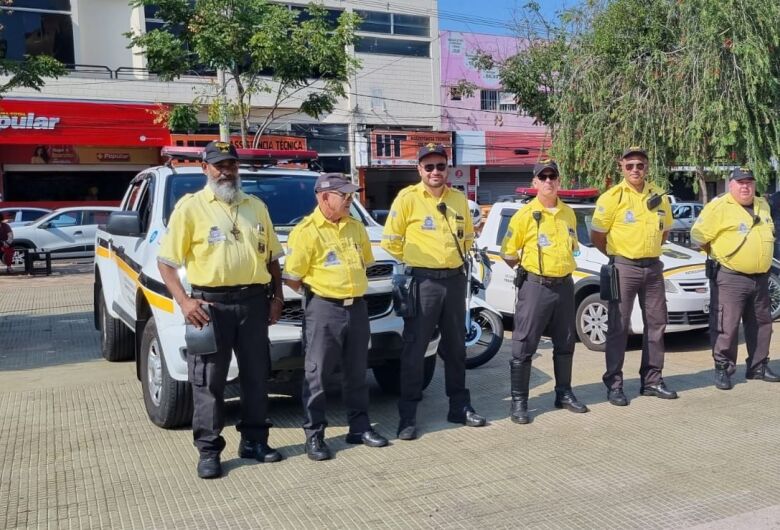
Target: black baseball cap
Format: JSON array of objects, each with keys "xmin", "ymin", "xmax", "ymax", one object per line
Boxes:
[
  {"xmin": 730, "ymin": 167, "xmax": 755, "ymax": 181},
  {"xmin": 314, "ymin": 173, "xmax": 361, "ymax": 193},
  {"xmin": 533, "ymin": 159, "xmax": 559, "ymax": 178},
  {"xmin": 202, "ymin": 141, "xmax": 239, "ymax": 164},
  {"xmin": 620, "ymin": 146, "xmax": 648, "ymax": 160},
  {"xmin": 417, "ymin": 143, "xmax": 449, "ymax": 162}
]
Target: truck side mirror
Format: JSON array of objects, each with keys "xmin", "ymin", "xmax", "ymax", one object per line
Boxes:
[{"xmin": 106, "ymin": 211, "xmax": 143, "ymax": 237}]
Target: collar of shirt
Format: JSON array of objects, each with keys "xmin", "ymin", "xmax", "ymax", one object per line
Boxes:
[
  {"xmin": 310, "ymin": 206, "xmax": 353, "ymax": 229},
  {"xmin": 201, "ymin": 184, "xmax": 250, "ymax": 205},
  {"xmin": 414, "ymin": 181, "xmax": 452, "ymax": 201},
  {"xmin": 618, "ymin": 179, "xmax": 654, "ymax": 198},
  {"xmin": 723, "ymin": 192, "xmax": 760, "ymax": 213},
  {"xmin": 528, "ymin": 196, "xmax": 564, "ymax": 216}
]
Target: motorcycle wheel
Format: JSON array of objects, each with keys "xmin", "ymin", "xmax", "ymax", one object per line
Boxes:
[{"xmin": 463, "ymin": 308, "xmax": 504, "ymax": 369}]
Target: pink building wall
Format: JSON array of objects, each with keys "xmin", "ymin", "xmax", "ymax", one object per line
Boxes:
[{"xmin": 440, "ymin": 30, "xmax": 543, "ymax": 133}]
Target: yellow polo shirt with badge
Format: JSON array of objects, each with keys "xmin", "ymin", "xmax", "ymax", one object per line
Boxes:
[
  {"xmin": 158, "ymin": 186, "xmax": 283, "ymax": 287},
  {"xmin": 381, "ymin": 183, "xmax": 474, "ymax": 269},
  {"xmin": 591, "ymin": 179, "xmax": 673, "ymax": 259},
  {"xmin": 283, "ymin": 207, "xmax": 375, "ymax": 299},
  {"xmin": 501, "ymin": 197, "xmax": 579, "ymax": 278},
  {"xmin": 690, "ymin": 193, "xmax": 774, "ymax": 274}
]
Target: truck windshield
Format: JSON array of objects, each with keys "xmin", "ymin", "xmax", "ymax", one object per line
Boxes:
[{"xmin": 164, "ymin": 173, "xmax": 368, "ymax": 228}]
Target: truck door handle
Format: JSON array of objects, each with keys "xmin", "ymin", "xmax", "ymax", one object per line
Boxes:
[{"xmin": 74, "ymin": 231, "xmax": 83, "ymax": 235}]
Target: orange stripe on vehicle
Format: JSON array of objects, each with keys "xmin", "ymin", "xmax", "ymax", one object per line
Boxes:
[
  {"xmin": 96, "ymin": 246, "xmax": 111, "ymax": 259},
  {"xmin": 664, "ymin": 265, "xmax": 705, "ymax": 278},
  {"xmin": 142, "ymin": 287, "xmax": 175, "ymax": 314}
]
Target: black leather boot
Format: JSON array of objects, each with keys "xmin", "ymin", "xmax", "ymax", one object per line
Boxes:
[
  {"xmin": 510, "ymin": 359, "xmax": 531, "ymax": 424},
  {"xmin": 714, "ymin": 361, "xmax": 733, "ymax": 390},
  {"xmin": 746, "ymin": 360, "xmax": 780, "ymax": 382},
  {"xmin": 552, "ymin": 354, "xmax": 589, "ymax": 413}
]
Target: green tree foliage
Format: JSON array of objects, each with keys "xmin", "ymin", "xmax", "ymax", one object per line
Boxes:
[
  {"xmin": 551, "ymin": 0, "xmax": 780, "ymax": 196},
  {"xmin": 127, "ymin": 0, "xmax": 360, "ymax": 146}
]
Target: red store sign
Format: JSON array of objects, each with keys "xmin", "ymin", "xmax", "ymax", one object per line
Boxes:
[{"xmin": 0, "ymin": 99, "xmax": 170, "ymax": 147}]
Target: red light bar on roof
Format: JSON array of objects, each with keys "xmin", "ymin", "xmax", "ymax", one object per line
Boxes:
[
  {"xmin": 515, "ymin": 187, "xmax": 600, "ymax": 199},
  {"xmin": 161, "ymin": 146, "xmax": 318, "ymax": 163}
]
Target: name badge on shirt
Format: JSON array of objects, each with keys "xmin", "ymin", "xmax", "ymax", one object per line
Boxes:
[
  {"xmin": 624, "ymin": 210, "xmax": 636, "ymax": 223},
  {"xmin": 422, "ymin": 216, "xmax": 436, "ymax": 230},
  {"xmin": 258, "ymin": 241, "xmax": 266, "ymax": 254},
  {"xmin": 208, "ymin": 226, "xmax": 227, "ymax": 244},
  {"xmin": 538, "ymin": 233, "xmax": 552, "ymax": 247},
  {"xmin": 738, "ymin": 222, "xmax": 748, "ymax": 235}
]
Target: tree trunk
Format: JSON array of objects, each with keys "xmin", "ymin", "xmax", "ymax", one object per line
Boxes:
[
  {"xmin": 696, "ymin": 167, "xmax": 709, "ymax": 203},
  {"xmin": 234, "ymin": 74, "xmax": 248, "ymax": 148}
]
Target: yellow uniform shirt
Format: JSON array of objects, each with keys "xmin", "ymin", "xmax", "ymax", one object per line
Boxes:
[
  {"xmin": 283, "ymin": 207, "xmax": 375, "ymax": 299},
  {"xmin": 690, "ymin": 194, "xmax": 774, "ymax": 274},
  {"xmin": 158, "ymin": 186, "xmax": 283, "ymax": 287},
  {"xmin": 591, "ymin": 180, "xmax": 673, "ymax": 259},
  {"xmin": 500, "ymin": 198, "xmax": 579, "ymax": 277},
  {"xmin": 381, "ymin": 183, "xmax": 474, "ymax": 269}
]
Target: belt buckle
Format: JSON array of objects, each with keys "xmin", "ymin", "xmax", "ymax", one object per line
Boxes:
[{"xmin": 343, "ymin": 298, "xmax": 354, "ymax": 307}]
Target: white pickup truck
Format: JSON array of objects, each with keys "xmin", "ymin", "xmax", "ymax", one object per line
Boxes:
[
  {"xmin": 93, "ymin": 148, "xmax": 439, "ymax": 428},
  {"xmin": 477, "ymin": 196, "xmax": 711, "ymax": 351}
]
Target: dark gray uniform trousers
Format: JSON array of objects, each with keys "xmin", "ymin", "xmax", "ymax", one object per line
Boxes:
[
  {"xmin": 710, "ymin": 268, "xmax": 772, "ymax": 373},
  {"xmin": 188, "ymin": 287, "xmax": 271, "ymax": 457},
  {"xmin": 399, "ymin": 271, "xmax": 470, "ymax": 422},
  {"xmin": 302, "ymin": 296, "xmax": 371, "ymax": 440},
  {"xmin": 603, "ymin": 260, "xmax": 667, "ymax": 389},
  {"xmin": 512, "ymin": 276, "xmax": 575, "ymax": 389}
]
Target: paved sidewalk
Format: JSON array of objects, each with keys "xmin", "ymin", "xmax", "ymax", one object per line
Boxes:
[{"xmin": 2, "ymin": 271, "xmax": 780, "ymax": 529}]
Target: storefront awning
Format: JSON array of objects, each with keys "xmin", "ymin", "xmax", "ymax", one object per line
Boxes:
[{"xmin": 0, "ymin": 99, "xmax": 170, "ymax": 147}]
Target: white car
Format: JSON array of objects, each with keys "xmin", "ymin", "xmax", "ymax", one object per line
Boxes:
[
  {"xmin": 93, "ymin": 147, "xmax": 440, "ymax": 428},
  {"xmin": 478, "ymin": 198, "xmax": 710, "ymax": 351},
  {"xmin": 0, "ymin": 206, "xmax": 52, "ymax": 227},
  {"xmin": 10, "ymin": 206, "xmax": 119, "ymax": 264}
]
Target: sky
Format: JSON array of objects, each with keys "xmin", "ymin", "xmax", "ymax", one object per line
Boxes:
[{"xmin": 438, "ymin": 0, "xmax": 575, "ymax": 36}]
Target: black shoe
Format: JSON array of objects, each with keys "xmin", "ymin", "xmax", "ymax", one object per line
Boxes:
[
  {"xmin": 447, "ymin": 406, "xmax": 487, "ymax": 427},
  {"xmin": 714, "ymin": 365, "xmax": 733, "ymax": 390},
  {"xmin": 746, "ymin": 362, "xmax": 780, "ymax": 382},
  {"xmin": 305, "ymin": 436, "xmax": 332, "ymax": 461},
  {"xmin": 397, "ymin": 422, "xmax": 418, "ymax": 441},
  {"xmin": 197, "ymin": 455, "xmax": 222, "ymax": 479},
  {"xmin": 510, "ymin": 397, "xmax": 529, "ymax": 424},
  {"xmin": 238, "ymin": 439, "xmax": 284, "ymax": 463},
  {"xmin": 554, "ymin": 389, "xmax": 589, "ymax": 413},
  {"xmin": 345, "ymin": 429, "xmax": 389, "ymax": 447},
  {"xmin": 607, "ymin": 388, "xmax": 629, "ymax": 406},
  {"xmin": 640, "ymin": 382, "xmax": 679, "ymax": 399}
]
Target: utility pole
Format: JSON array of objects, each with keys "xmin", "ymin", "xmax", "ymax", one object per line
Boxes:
[{"xmin": 218, "ymin": 69, "xmax": 230, "ymax": 142}]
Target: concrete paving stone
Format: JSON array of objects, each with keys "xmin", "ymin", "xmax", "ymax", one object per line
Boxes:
[{"xmin": 2, "ymin": 268, "xmax": 780, "ymax": 528}]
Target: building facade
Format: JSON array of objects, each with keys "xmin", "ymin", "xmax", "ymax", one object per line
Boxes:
[
  {"xmin": 0, "ymin": 0, "xmax": 444, "ymax": 206},
  {"xmin": 440, "ymin": 30, "xmax": 550, "ymax": 204}
]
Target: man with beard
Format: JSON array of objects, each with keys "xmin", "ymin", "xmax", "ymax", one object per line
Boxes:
[
  {"xmin": 500, "ymin": 159, "xmax": 589, "ymax": 424},
  {"xmin": 590, "ymin": 147, "xmax": 677, "ymax": 406},
  {"xmin": 691, "ymin": 167, "xmax": 780, "ymax": 389},
  {"xmin": 283, "ymin": 173, "xmax": 389, "ymax": 460},
  {"xmin": 381, "ymin": 143, "xmax": 486, "ymax": 441},
  {"xmin": 158, "ymin": 141, "xmax": 285, "ymax": 479}
]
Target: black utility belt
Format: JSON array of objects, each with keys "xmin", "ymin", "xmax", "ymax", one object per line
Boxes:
[
  {"xmin": 405, "ymin": 266, "xmax": 463, "ymax": 280},
  {"xmin": 718, "ymin": 265, "xmax": 767, "ymax": 279},
  {"xmin": 191, "ymin": 283, "xmax": 269, "ymax": 302},
  {"xmin": 613, "ymin": 256, "xmax": 660, "ymax": 268},
  {"xmin": 526, "ymin": 272, "xmax": 571, "ymax": 286},
  {"xmin": 311, "ymin": 294, "xmax": 363, "ymax": 307}
]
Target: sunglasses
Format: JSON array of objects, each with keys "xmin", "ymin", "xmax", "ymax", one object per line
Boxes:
[
  {"xmin": 423, "ymin": 163, "xmax": 447, "ymax": 172},
  {"xmin": 624, "ymin": 163, "xmax": 646, "ymax": 171},
  {"xmin": 536, "ymin": 173, "xmax": 559, "ymax": 181}
]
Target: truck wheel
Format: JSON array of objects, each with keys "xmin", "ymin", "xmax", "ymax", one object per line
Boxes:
[
  {"xmin": 140, "ymin": 317, "xmax": 193, "ymax": 429},
  {"xmin": 372, "ymin": 354, "xmax": 436, "ymax": 395},
  {"xmin": 576, "ymin": 293, "xmax": 608, "ymax": 352},
  {"xmin": 98, "ymin": 290, "xmax": 135, "ymax": 362}
]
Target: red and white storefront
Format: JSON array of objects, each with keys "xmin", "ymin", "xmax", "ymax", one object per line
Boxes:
[{"xmin": 0, "ymin": 99, "xmax": 170, "ymax": 207}]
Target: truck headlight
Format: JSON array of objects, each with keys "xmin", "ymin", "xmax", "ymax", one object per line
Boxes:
[{"xmin": 664, "ymin": 280, "xmax": 679, "ymax": 293}]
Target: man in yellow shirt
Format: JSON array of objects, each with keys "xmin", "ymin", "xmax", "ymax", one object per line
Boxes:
[
  {"xmin": 691, "ymin": 167, "xmax": 779, "ymax": 389},
  {"xmin": 283, "ymin": 173, "xmax": 389, "ymax": 460},
  {"xmin": 158, "ymin": 141, "xmax": 285, "ymax": 479},
  {"xmin": 382, "ymin": 143, "xmax": 486, "ymax": 441},
  {"xmin": 590, "ymin": 147, "xmax": 677, "ymax": 406},
  {"xmin": 501, "ymin": 159, "xmax": 589, "ymax": 424}
]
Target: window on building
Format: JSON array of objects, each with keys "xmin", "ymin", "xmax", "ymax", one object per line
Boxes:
[
  {"xmin": 480, "ymin": 90, "xmax": 499, "ymax": 111},
  {"xmin": 480, "ymin": 90, "xmax": 518, "ymax": 112},
  {"xmin": 449, "ymin": 86, "xmax": 463, "ymax": 101},
  {"xmin": 356, "ymin": 10, "xmax": 430, "ymax": 38},
  {"xmin": 499, "ymin": 91, "xmax": 517, "ymax": 112},
  {"xmin": 355, "ymin": 37, "xmax": 429, "ymax": 58},
  {"xmin": 0, "ymin": 2, "xmax": 74, "ymax": 64}
]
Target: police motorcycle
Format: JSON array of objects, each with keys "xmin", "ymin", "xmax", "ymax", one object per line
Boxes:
[{"xmin": 462, "ymin": 201, "xmax": 504, "ymax": 369}]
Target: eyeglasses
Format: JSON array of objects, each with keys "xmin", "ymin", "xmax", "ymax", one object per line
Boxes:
[
  {"xmin": 422, "ymin": 163, "xmax": 447, "ymax": 172},
  {"xmin": 624, "ymin": 163, "xmax": 646, "ymax": 171},
  {"xmin": 329, "ymin": 191, "xmax": 353, "ymax": 201},
  {"xmin": 536, "ymin": 173, "xmax": 559, "ymax": 181}
]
